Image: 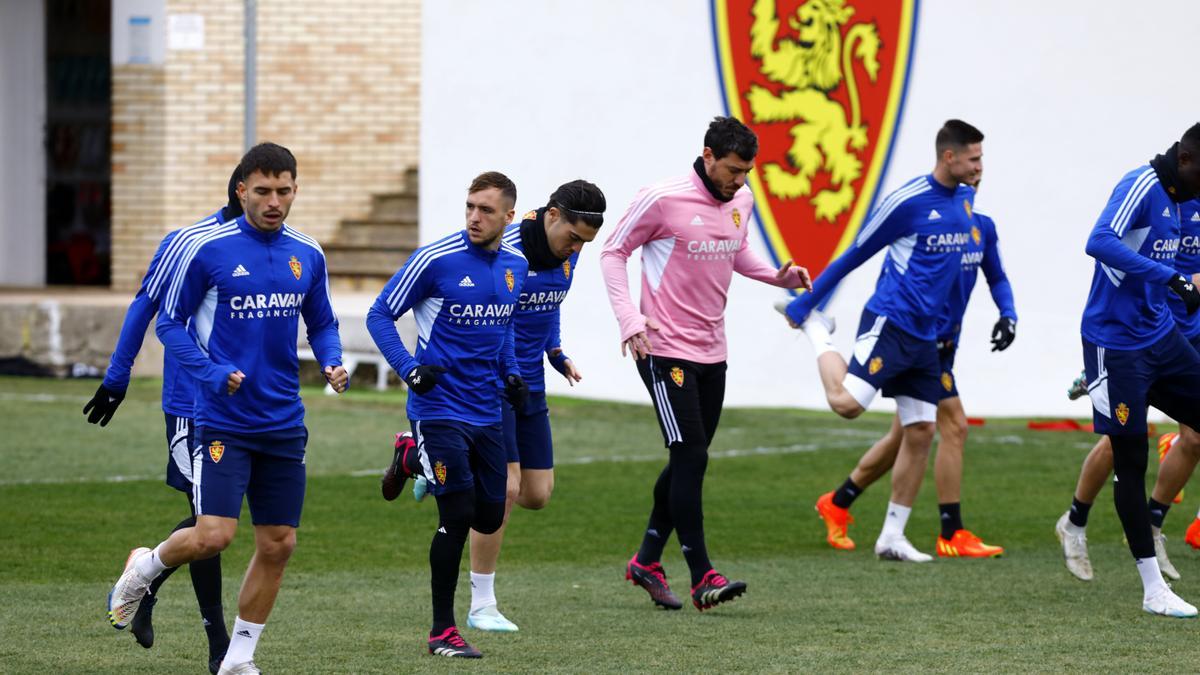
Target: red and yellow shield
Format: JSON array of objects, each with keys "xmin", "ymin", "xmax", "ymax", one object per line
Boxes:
[
  {"xmin": 941, "ymin": 371, "xmax": 953, "ymax": 392},
  {"xmin": 970, "ymin": 225, "xmax": 981, "ymax": 246},
  {"xmin": 209, "ymin": 440, "xmax": 225, "ymax": 463},
  {"xmin": 712, "ymin": 0, "xmax": 918, "ymax": 276},
  {"xmin": 289, "ymin": 255, "xmax": 302, "ymax": 280},
  {"xmin": 868, "ymin": 356, "xmax": 883, "ymax": 375},
  {"xmin": 505, "ymin": 268, "xmax": 515, "ymax": 293},
  {"xmin": 1115, "ymin": 402, "xmax": 1130, "ymax": 426},
  {"xmin": 563, "ymin": 260, "xmax": 572, "ymax": 280},
  {"xmin": 670, "ymin": 366, "xmax": 685, "ymax": 387},
  {"xmin": 434, "ymin": 460, "xmax": 447, "ymax": 485}
]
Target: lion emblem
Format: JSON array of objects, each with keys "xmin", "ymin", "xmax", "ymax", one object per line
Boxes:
[{"xmin": 747, "ymin": 0, "xmax": 880, "ymax": 222}]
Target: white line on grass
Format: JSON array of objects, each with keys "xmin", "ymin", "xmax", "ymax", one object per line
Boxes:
[{"xmin": 0, "ymin": 392, "xmax": 89, "ymax": 403}]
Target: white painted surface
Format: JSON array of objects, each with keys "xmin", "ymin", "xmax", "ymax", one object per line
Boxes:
[
  {"xmin": 0, "ymin": 0, "xmax": 46, "ymax": 287},
  {"xmin": 421, "ymin": 0, "xmax": 1198, "ymax": 417}
]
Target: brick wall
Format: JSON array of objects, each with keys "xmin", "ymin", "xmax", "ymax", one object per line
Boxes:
[{"xmin": 110, "ymin": 0, "xmax": 420, "ymax": 291}]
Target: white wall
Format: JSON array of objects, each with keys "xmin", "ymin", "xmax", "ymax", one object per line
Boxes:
[
  {"xmin": 0, "ymin": 0, "xmax": 46, "ymax": 287},
  {"xmin": 421, "ymin": 0, "xmax": 1199, "ymax": 417}
]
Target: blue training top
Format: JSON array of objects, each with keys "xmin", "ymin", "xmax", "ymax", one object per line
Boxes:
[
  {"xmin": 501, "ymin": 217, "xmax": 577, "ymax": 392},
  {"xmin": 935, "ymin": 211, "xmax": 1018, "ymax": 344},
  {"xmin": 366, "ymin": 230, "xmax": 527, "ymax": 425},
  {"xmin": 1081, "ymin": 165, "xmax": 1182, "ymax": 350},
  {"xmin": 156, "ymin": 216, "xmax": 342, "ymax": 433},
  {"xmin": 787, "ymin": 174, "xmax": 976, "ymax": 341},
  {"xmin": 1167, "ymin": 198, "xmax": 1200, "ymax": 339},
  {"xmin": 102, "ymin": 207, "xmax": 236, "ymax": 417}
]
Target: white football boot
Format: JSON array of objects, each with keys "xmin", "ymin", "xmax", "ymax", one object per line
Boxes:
[
  {"xmin": 467, "ymin": 604, "xmax": 519, "ymax": 632},
  {"xmin": 1143, "ymin": 587, "xmax": 1198, "ymax": 618},
  {"xmin": 1152, "ymin": 526, "xmax": 1181, "ymax": 580},
  {"xmin": 218, "ymin": 661, "xmax": 262, "ymax": 674},
  {"xmin": 874, "ymin": 534, "xmax": 933, "ymax": 562},
  {"xmin": 107, "ymin": 547, "xmax": 153, "ymax": 629},
  {"xmin": 1055, "ymin": 511, "xmax": 1093, "ymax": 581}
]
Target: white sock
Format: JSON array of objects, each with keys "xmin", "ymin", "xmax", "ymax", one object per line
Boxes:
[
  {"xmin": 470, "ymin": 571, "xmax": 496, "ymax": 612},
  {"xmin": 1136, "ymin": 557, "xmax": 1169, "ymax": 598},
  {"xmin": 1062, "ymin": 519, "xmax": 1086, "ymax": 536},
  {"xmin": 221, "ymin": 617, "xmax": 265, "ymax": 668},
  {"xmin": 801, "ymin": 317, "xmax": 837, "ymax": 355},
  {"xmin": 135, "ymin": 544, "xmax": 169, "ymax": 579},
  {"xmin": 880, "ymin": 502, "xmax": 912, "ymax": 539}
]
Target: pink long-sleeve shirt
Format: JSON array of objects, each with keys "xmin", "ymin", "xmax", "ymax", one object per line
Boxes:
[{"xmin": 601, "ymin": 168, "xmax": 803, "ymax": 364}]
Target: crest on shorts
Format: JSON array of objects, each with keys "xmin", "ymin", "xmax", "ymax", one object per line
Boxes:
[
  {"xmin": 1115, "ymin": 402, "xmax": 1130, "ymax": 426},
  {"xmin": 868, "ymin": 356, "xmax": 883, "ymax": 375},
  {"xmin": 563, "ymin": 259, "xmax": 572, "ymax": 280},
  {"xmin": 505, "ymin": 268, "xmax": 515, "ymax": 293},
  {"xmin": 434, "ymin": 460, "xmax": 447, "ymax": 485},
  {"xmin": 289, "ymin": 255, "xmax": 302, "ymax": 280},
  {"xmin": 732, "ymin": 207, "xmax": 742, "ymax": 228},
  {"xmin": 208, "ymin": 440, "xmax": 225, "ymax": 463},
  {"xmin": 963, "ymin": 199, "xmax": 973, "ymax": 218},
  {"xmin": 670, "ymin": 366, "xmax": 685, "ymax": 387},
  {"xmin": 711, "ymin": 0, "xmax": 917, "ymax": 277},
  {"xmin": 970, "ymin": 225, "xmax": 981, "ymax": 246},
  {"xmin": 941, "ymin": 371, "xmax": 953, "ymax": 392}
]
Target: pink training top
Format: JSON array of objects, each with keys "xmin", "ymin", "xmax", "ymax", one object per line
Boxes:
[{"xmin": 601, "ymin": 167, "xmax": 804, "ymax": 364}]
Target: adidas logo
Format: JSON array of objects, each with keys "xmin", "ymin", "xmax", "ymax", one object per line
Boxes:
[
  {"xmin": 437, "ymin": 526, "xmax": 447, "ymax": 534},
  {"xmin": 681, "ymin": 544, "xmax": 692, "ymax": 553},
  {"xmin": 1192, "ymin": 212, "xmax": 1200, "ymax": 222},
  {"xmin": 528, "ymin": 270, "xmax": 538, "ymax": 276},
  {"xmin": 232, "ymin": 264, "xmax": 250, "ymax": 277},
  {"xmin": 690, "ymin": 215, "xmax": 705, "ymax": 226},
  {"xmin": 236, "ymin": 629, "xmax": 253, "ymax": 638},
  {"xmin": 647, "ymin": 528, "xmax": 659, "ymax": 537},
  {"xmin": 458, "ymin": 276, "xmax": 475, "ymax": 287},
  {"xmin": 927, "ymin": 209, "xmax": 942, "ymax": 220},
  {"xmin": 1163, "ymin": 207, "xmax": 1172, "ymax": 217}
]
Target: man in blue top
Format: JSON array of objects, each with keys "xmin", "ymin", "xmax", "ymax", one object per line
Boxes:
[
  {"xmin": 1068, "ymin": 124, "xmax": 1200, "ymax": 618},
  {"xmin": 106, "ymin": 143, "xmax": 348, "ymax": 675},
  {"xmin": 1057, "ymin": 183, "xmax": 1200, "ymax": 593},
  {"xmin": 367, "ymin": 171, "xmax": 529, "ymax": 659},
  {"xmin": 85, "ymin": 168, "xmax": 241, "ymax": 673},
  {"xmin": 783, "ymin": 119, "xmax": 981, "ymax": 563},
  {"xmin": 806, "ymin": 171, "xmax": 1016, "ymax": 559}
]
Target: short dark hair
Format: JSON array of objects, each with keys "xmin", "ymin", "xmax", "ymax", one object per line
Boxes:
[
  {"xmin": 1181, "ymin": 123, "xmax": 1200, "ymax": 155},
  {"xmin": 238, "ymin": 142, "xmax": 297, "ymax": 181},
  {"xmin": 225, "ymin": 166, "xmax": 244, "ymax": 218},
  {"xmin": 705, "ymin": 116, "xmax": 758, "ymax": 162},
  {"xmin": 935, "ymin": 119, "xmax": 984, "ymax": 155},
  {"xmin": 469, "ymin": 171, "xmax": 517, "ymax": 206},
  {"xmin": 547, "ymin": 180, "xmax": 606, "ymax": 229}
]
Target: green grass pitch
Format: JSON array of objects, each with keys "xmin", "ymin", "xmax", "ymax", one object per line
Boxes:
[{"xmin": 1, "ymin": 375, "xmax": 1198, "ymax": 672}]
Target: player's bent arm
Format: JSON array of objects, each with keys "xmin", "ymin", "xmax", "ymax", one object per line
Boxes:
[
  {"xmin": 1085, "ymin": 224, "xmax": 1175, "ymax": 284},
  {"xmin": 102, "ymin": 291, "xmax": 157, "ymax": 394},
  {"xmin": 365, "ymin": 301, "xmax": 418, "ymax": 380},
  {"xmin": 733, "ymin": 242, "xmax": 809, "ymax": 290},
  {"xmin": 300, "ymin": 256, "xmax": 343, "ymax": 371},
  {"xmin": 980, "ymin": 232, "xmax": 1017, "ymax": 321},
  {"xmin": 155, "ymin": 297, "xmax": 236, "ymax": 395}
]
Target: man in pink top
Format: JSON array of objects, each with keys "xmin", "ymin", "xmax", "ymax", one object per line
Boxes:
[{"xmin": 601, "ymin": 116, "xmax": 811, "ymax": 611}]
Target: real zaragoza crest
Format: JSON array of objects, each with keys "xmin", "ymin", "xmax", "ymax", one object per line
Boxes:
[
  {"xmin": 289, "ymin": 255, "xmax": 302, "ymax": 280},
  {"xmin": 711, "ymin": 0, "xmax": 918, "ymax": 276}
]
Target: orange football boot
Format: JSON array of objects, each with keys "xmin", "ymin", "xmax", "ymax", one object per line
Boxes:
[
  {"xmin": 1186, "ymin": 518, "xmax": 1200, "ymax": 550},
  {"xmin": 815, "ymin": 491, "xmax": 855, "ymax": 550},
  {"xmin": 936, "ymin": 529, "xmax": 1004, "ymax": 558},
  {"xmin": 1157, "ymin": 432, "xmax": 1185, "ymax": 504}
]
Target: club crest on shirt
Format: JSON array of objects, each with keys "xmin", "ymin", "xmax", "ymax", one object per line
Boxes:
[
  {"xmin": 963, "ymin": 199, "xmax": 972, "ymax": 217},
  {"xmin": 434, "ymin": 460, "xmax": 447, "ymax": 485},
  {"xmin": 732, "ymin": 208, "xmax": 742, "ymax": 228},
  {"xmin": 869, "ymin": 356, "xmax": 883, "ymax": 375},
  {"xmin": 670, "ymin": 366, "xmax": 685, "ymax": 387},
  {"xmin": 505, "ymin": 268, "xmax": 515, "ymax": 293},
  {"xmin": 1115, "ymin": 402, "xmax": 1130, "ymax": 426},
  {"xmin": 289, "ymin": 255, "xmax": 302, "ymax": 280},
  {"xmin": 941, "ymin": 372, "xmax": 953, "ymax": 392},
  {"xmin": 970, "ymin": 225, "xmax": 981, "ymax": 246},
  {"xmin": 563, "ymin": 260, "xmax": 572, "ymax": 280},
  {"xmin": 209, "ymin": 440, "xmax": 225, "ymax": 463}
]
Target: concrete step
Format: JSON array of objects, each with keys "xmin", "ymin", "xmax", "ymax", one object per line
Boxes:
[
  {"xmin": 404, "ymin": 167, "xmax": 419, "ymax": 194},
  {"xmin": 329, "ymin": 274, "xmax": 393, "ymax": 295},
  {"xmin": 369, "ymin": 193, "xmax": 418, "ymax": 221},
  {"xmin": 334, "ymin": 220, "xmax": 419, "ymax": 248},
  {"xmin": 324, "ymin": 245, "xmax": 414, "ymax": 278}
]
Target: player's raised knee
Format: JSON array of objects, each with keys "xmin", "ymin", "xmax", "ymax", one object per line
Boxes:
[{"xmin": 472, "ymin": 502, "xmax": 505, "ymax": 535}]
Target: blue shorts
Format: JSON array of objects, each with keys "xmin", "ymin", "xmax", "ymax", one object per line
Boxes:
[
  {"xmin": 1083, "ymin": 330, "xmax": 1200, "ymax": 436},
  {"xmin": 192, "ymin": 426, "xmax": 308, "ymax": 527},
  {"xmin": 163, "ymin": 413, "xmax": 196, "ymax": 493},
  {"xmin": 412, "ymin": 419, "xmax": 507, "ymax": 502},
  {"xmin": 844, "ymin": 309, "xmax": 941, "ymax": 423},
  {"xmin": 502, "ymin": 392, "xmax": 554, "ymax": 470},
  {"xmin": 937, "ymin": 345, "xmax": 959, "ymax": 401}
]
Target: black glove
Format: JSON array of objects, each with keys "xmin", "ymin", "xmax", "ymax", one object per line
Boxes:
[
  {"xmin": 1168, "ymin": 274, "xmax": 1200, "ymax": 315},
  {"xmin": 82, "ymin": 384, "xmax": 125, "ymax": 427},
  {"xmin": 990, "ymin": 317, "xmax": 1016, "ymax": 352},
  {"xmin": 405, "ymin": 365, "xmax": 448, "ymax": 395},
  {"xmin": 504, "ymin": 374, "xmax": 529, "ymax": 409}
]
